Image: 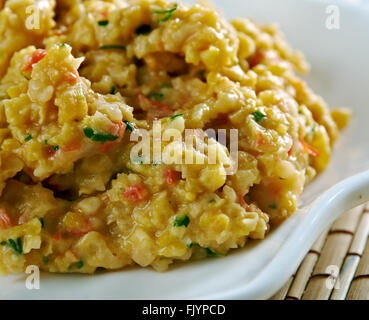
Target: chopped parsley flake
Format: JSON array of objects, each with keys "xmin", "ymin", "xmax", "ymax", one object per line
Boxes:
[
  {"xmin": 25, "ymin": 133, "xmax": 32, "ymax": 142},
  {"xmin": 154, "ymin": 4, "xmax": 178, "ymax": 23},
  {"xmin": 0, "ymin": 241, "xmax": 7, "ymax": 246},
  {"xmin": 99, "ymin": 45, "xmax": 126, "ymax": 51},
  {"xmin": 162, "ymin": 82, "xmax": 171, "ymax": 89},
  {"xmin": 69, "ymin": 260, "xmax": 84, "ymax": 270},
  {"xmin": 209, "ymin": 199, "xmax": 216, "ymax": 203},
  {"xmin": 135, "ymin": 24, "xmax": 152, "ymax": 35},
  {"xmin": 61, "ymin": 43, "xmax": 71, "ymax": 47},
  {"xmin": 21, "ymin": 72, "xmax": 30, "ymax": 80},
  {"xmin": 44, "ymin": 140, "xmax": 48, "ymax": 145},
  {"xmin": 206, "ymin": 248, "xmax": 217, "ymax": 257},
  {"xmin": 83, "ymin": 127, "xmax": 118, "ymax": 143},
  {"xmin": 43, "ymin": 256, "xmax": 49, "ymax": 264},
  {"xmin": 7, "ymin": 237, "xmax": 23, "ymax": 255},
  {"xmin": 53, "ymin": 145, "xmax": 59, "ymax": 152},
  {"xmin": 110, "ymin": 86, "xmax": 116, "ymax": 94},
  {"xmin": 173, "ymin": 214, "xmax": 190, "ymax": 228},
  {"xmin": 39, "ymin": 218, "xmax": 45, "ymax": 228},
  {"xmin": 148, "ymin": 92, "xmax": 164, "ymax": 101},
  {"xmin": 268, "ymin": 203, "xmax": 278, "ymax": 209},
  {"xmin": 170, "ymin": 114, "xmax": 184, "ymax": 121},
  {"xmin": 98, "ymin": 20, "xmax": 109, "ymax": 26},
  {"xmin": 198, "ymin": 70, "xmax": 206, "ymax": 78},
  {"xmin": 123, "ymin": 120, "xmax": 134, "ymax": 132},
  {"xmin": 186, "ymin": 242, "xmax": 195, "ymax": 248},
  {"xmin": 75, "ymin": 260, "xmax": 84, "ymax": 269},
  {"xmin": 252, "ymin": 111, "xmax": 266, "ymax": 123}
]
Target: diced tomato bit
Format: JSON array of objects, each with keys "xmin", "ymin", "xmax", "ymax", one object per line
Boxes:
[
  {"xmin": 61, "ymin": 70, "xmax": 78, "ymax": 85},
  {"xmin": 61, "ymin": 142, "xmax": 82, "ymax": 152},
  {"xmin": 109, "ymin": 121, "xmax": 126, "ymax": 139},
  {"xmin": 123, "ymin": 184, "xmax": 147, "ymax": 203},
  {"xmin": 248, "ymin": 50, "xmax": 265, "ymax": 68},
  {"xmin": 101, "ymin": 10, "xmax": 109, "ymax": 19},
  {"xmin": 46, "ymin": 145, "xmax": 57, "ymax": 158},
  {"xmin": 163, "ymin": 168, "xmax": 179, "ymax": 186},
  {"xmin": 0, "ymin": 209, "xmax": 12, "ymax": 229},
  {"xmin": 98, "ymin": 121, "xmax": 126, "ymax": 152},
  {"xmin": 138, "ymin": 93, "xmax": 173, "ymax": 114},
  {"xmin": 53, "ymin": 232, "xmax": 62, "ymax": 241},
  {"xmin": 299, "ymin": 138, "xmax": 321, "ymax": 157},
  {"xmin": 238, "ymin": 194, "xmax": 250, "ymax": 210},
  {"xmin": 70, "ymin": 249, "xmax": 79, "ymax": 260},
  {"xmin": 288, "ymin": 143, "xmax": 294, "ymax": 157},
  {"xmin": 255, "ymin": 133, "xmax": 265, "ymax": 148},
  {"xmin": 68, "ymin": 218, "xmax": 92, "ymax": 237},
  {"xmin": 22, "ymin": 49, "xmax": 48, "ymax": 73}
]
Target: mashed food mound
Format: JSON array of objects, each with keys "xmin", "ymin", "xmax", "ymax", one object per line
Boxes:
[{"xmin": 0, "ymin": 0, "xmax": 350, "ymax": 274}]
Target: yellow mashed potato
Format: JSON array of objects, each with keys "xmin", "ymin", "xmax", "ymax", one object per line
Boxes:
[{"xmin": 0, "ymin": 0, "xmax": 350, "ymax": 275}]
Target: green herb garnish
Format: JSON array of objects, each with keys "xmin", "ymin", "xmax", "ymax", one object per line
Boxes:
[
  {"xmin": 99, "ymin": 45, "xmax": 126, "ymax": 51},
  {"xmin": 53, "ymin": 145, "xmax": 59, "ymax": 152},
  {"xmin": 162, "ymin": 82, "xmax": 171, "ymax": 89},
  {"xmin": 61, "ymin": 43, "xmax": 71, "ymax": 47},
  {"xmin": 7, "ymin": 237, "xmax": 22, "ymax": 255},
  {"xmin": 21, "ymin": 72, "xmax": 30, "ymax": 80},
  {"xmin": 209, "ymin": 199, "xmax": 216, "ymax": 203},
  {"xmin": 25, "ymin": 133, "xmax": 32, "ymax": 142},
  {"xmin": 44, "ymin": 139, "xmax": 48, "ymax": 145},
  {"xmin": 170, "ymin": 114, "xmax": 184, "ymax": 121},
  {"xmin": 0, "ymin": 241, "xmax": 7, "ymax": 246},
  {"xmin": 43, "ymin": 256, "xmax": 49, "ymax": 264},
  {"xmin": 268, "ymin": 203, "xmax": 278, "ymax": 209},
  {"xmin": 83, "ymin": 127, "xmax": 119, "ymax": 143},
  {"xmin": 110, "ymin": 86, "xmax": 116, "ymax": 94},
  {"xmin": 173, "ymin": 214, "xmax": 190, "ymax": 228},
  {"xmin": 154, "ymin": 4, "xmax": 178, "ymax": 23},
  {"xmin": 147, "ymin": 92, "xmax": 164, "ymax": 101},
  {"xmin": 123, "ymin": 120, "xmax": 134, "ymax": 132},
  {"xmin": 98, "ymin": 20, "xmax": 109, "ymax": 26},
  {"xmin": 135, "ymin": 24, "xmax": 152, "ymax": 35},
  {"xmin": 206, "ymin": 248, "xmax": 217, "ymax": 257},
  {"xmin": 39, "ymin": 218, "xmax": 45, "ymax": 228},
  {"xmin": 75, "ymin": 260, "xmax": 84, "ymax": 269},
  {"xmin": 252, "ymin": 111, "xmax": 266, "ymax": 123},
  {"xmin": 69, "ymin": 260, "xmax": 84, "ymax": 270}
]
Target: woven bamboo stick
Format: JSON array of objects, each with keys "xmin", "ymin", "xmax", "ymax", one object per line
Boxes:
[
  {"xmin": 330, "ymin": 205, "xmax": 363, "ymax": 233},
  {"xmin": 330, "ymin": 211, "xmax": 369, "ymax": 299},
  {"xmin": 284, "ymin": 229, "xmax": 329, "ymax": 299},
  {"xmin": 364, "ymin": 202, "xmax": 369, "ymax": 212},
  {"xmin": 301, "ymin": 206, "xmax": 364, "ymax": 299},
  {"xmin": 346, "ymin": 215, "xmax": 369, "ymax": 300},
  {"xmin": 301, "ymin": 234, "xmax": 352, "ymax": 299},
  {"xmin": 270, "ymin": 277, "xmax": 294, "ymax": 300}
]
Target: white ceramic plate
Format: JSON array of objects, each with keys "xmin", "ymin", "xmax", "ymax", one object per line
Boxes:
[{"xmin": 1, "ymin": 0, "xmax": 369, "ymax": 300}]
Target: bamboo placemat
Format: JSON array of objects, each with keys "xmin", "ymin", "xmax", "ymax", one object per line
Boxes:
[{"xmin": 271, "ymin": 203, "xmax": 369, "ymax": 300}]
